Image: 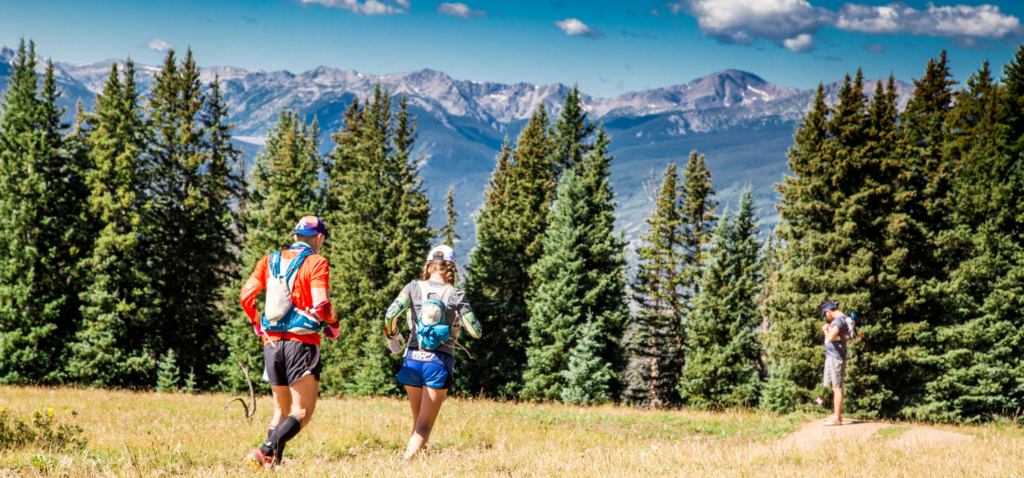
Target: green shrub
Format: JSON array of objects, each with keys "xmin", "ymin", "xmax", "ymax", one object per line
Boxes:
[{"xmin": 0, "ymin": 408, "xmax": 87, "ymax": 451}]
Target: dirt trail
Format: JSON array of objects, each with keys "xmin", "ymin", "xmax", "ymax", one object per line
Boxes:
[{"xmin": 779, "ymin": 418, "xmax": 974, "ymax": 449}]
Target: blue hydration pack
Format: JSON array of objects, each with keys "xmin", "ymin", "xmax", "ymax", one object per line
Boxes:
[
  {"xmin": 415, "ymin": 281, "xmax": 454, "ymax": 351},
  {"xmin": 261, "ymin": 249, "xmax": 320, "ymax": 335}
]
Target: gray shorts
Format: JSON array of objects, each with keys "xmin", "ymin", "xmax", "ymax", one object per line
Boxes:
[{"xmin": 823, "ymin": 357, "xmax": 846, "ymax": 388}]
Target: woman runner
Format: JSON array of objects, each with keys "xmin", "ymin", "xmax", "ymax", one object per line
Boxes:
[
  {"xmin": 383, "ymin": 244, "xmax": 483, "ymax": 462},
  {"xmin": 239, "ymin": 216, "xmax": 338, "ymax": 470}
]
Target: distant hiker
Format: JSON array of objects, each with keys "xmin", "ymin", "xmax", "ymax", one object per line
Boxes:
[
  {"xmin": 239, "ymin": 216, "xmax": 338, "ymax": 470},
  {"xmin": 383, "ymin": 245, "xmax": 483, "ymax": 462},
  {"xmin": 820, "ymin": 300, "xmax": 851, "ymax": 426}
]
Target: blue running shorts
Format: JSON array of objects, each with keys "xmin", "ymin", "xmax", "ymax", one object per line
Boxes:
[{"xmin": 397, "ymin": 349, "xmax": 454, "ymax": 390}]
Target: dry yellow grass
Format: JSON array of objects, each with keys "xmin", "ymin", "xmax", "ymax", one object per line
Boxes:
[{"xmin": 0, "ymin": 386, "xmax": 1022, "ymax": 477}]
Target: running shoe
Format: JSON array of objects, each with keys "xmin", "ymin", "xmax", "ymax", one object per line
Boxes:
[
  {"xmin": 822, "ymin": 414, "xmax": 838, "ymax": 423},
  {"xmin": 823, "ymin": 416, "xmax": 843, "ymax": 426},
  {"xmin": 245, "ymin": 448, "xmax": 273, "ymax": 471}
]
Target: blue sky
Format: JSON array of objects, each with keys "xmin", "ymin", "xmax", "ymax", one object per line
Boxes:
[{"xmin": 3, "ymin": 0, "xmax": 1024, "ymax": 98}]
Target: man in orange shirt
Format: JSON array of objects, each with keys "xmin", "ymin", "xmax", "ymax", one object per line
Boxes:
[{"xmin": 240, "ymin": 216, "xmax": 337, "ymax": 470}]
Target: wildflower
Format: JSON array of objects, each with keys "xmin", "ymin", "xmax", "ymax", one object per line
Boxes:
[
  {"xmin": 47, "ymin": 408, "xmax": 54, "ymax": 418},
  {"xmin": 65, "ymin": 409, "xmax": 72, "ymax": 414}
]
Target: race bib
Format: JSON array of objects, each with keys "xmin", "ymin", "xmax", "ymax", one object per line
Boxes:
[{"xmin": 411, "ymin": 351, "xmax": 435, "ymax": 362}]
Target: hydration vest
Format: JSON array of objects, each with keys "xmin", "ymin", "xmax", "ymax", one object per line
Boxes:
[
  {"xmin": 414, "ymin": 281, "xmax": 454, "ymax": 351},
  {"xmin": 261, "ymin": 249, "xmax": 320, "ymax": 335},
  {"xmin": 840, "ymin": 311, "xmax": 861, "ymax": 340}
]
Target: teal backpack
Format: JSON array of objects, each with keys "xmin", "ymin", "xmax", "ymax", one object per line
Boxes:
[
  {"xmin": 415, "ymin": 282, "xmax": 454, "ymax": 350},
  {"xmin": 261, "ymin": 250, "xmax": 320, "ymax": 335}
]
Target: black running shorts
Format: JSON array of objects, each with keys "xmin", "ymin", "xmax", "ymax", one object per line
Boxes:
[{"xmin": 263, "ymin": 340, "xmax": 322, "ymax": 386}]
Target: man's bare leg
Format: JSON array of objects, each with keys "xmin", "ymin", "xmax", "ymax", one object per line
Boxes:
[{"xmin": 833, "ymin": 386, "xmax": 844, "ymax": 421}]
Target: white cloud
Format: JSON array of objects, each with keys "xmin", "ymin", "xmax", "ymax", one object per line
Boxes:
[
  {"xmin": 783, "ymin": 33, "xmax": 816, "ymax": 52},
  {"xmin": 293, "ymin": 0, "xmax": 407, "ymax": 15},
  {"xmin": 665, "ymin": 0, "xmax": 830, "ymax": 46},
  {"xmin": 555, "ymin": 18, "xmax": 605, "ymax": 39},
  {"xmin": 436, "ymin": 2, "xmax": 486, "ymax": 19},
  {"xmin": 836, "ymin": 2, "xmax": 1023, "ymax": 43},
  {"xmin": 148, "ymin": 38, "xmax": 173, "ymax": 52},
  {"xmin": 666, "ymin": 0, "xmax": 1024, "ymax": 52}
]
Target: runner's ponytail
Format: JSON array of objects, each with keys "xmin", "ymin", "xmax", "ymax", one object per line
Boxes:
[{"xmin": 421, "ymin": 260, "xmax": 456, "ymax": 285}]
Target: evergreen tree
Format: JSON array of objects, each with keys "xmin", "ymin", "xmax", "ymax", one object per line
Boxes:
[
  {"xmin": 146, "ymin": 50, "xmax": 242, "ymax": 387},
  {"xmin": 156, "ymin": 349, "xmax": 180, "ymax": 393},
  {"xmin": 622, "ymin": 163, "xmax": 684, "ymax": 408},
  {"xmin": 560, "ymin": 320, "xmax": 614, "ymax": 405},
  {"xmin": 70, "ymin": 61, "xmax": 158, "ymax": 387},
  {"xmin": 679, "ymin": 191, "xmax": 763, "ymax": 409},
  {"xmin": 322, "ymin": 88, "xmax": 431, "ymax": 396},
  {"xmin": 460, "ymin": 105, "xmax": 554, "ymax": 397},
  {"xmin": 438, "ymin": 186, "xmax": 459, "ymax": 248},
  {"xmin": 762, "ymin": 85, "xmax": 833, "ymax": 411},
  {"xmin": 214, "ymin": 107, "xmax": 323, "ymax": 392},
  {"xmin": 0, "ymin": 40, "xmax": 87, "ymax": 383},
  {"xmin": 679, "ymin": 151, "xmax": 717, "ymax": 296},
  {"xmin": 522, "ymin": 127, "xmax": 627, "ymax": 401},
  {"xmin": 766, "ymin": 70, "xmax": 928, "ymax": 417},
  {"xmin": 549, "ymin": 85, "xmax": 594, "ymax": 179},
  {"xmin": 910, "ymin": 56, "xmax": 1024, "ymax": 422}
]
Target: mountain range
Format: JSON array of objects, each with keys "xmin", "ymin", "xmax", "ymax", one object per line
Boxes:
[{"xmin": 0, "ymin": 44, "xmax": 915, "ymax": 260}]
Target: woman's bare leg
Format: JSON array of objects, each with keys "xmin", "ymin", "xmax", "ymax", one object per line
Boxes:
[
  {"xmin": 403, "ymin": 386, "xmax": 448, "ymax": 461},
  {"xmin": 405, "ymin": 385, "xmax": 422, "ymax": 435}
]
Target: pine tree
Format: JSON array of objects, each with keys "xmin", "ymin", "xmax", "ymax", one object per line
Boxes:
[
  {"xmin": 0, "ymin": 40, "xmax": 87, "ymax": 383},
  {"xmin": 146, "ymin": 50, "xmax": 242, "ymax": 388},
  {"xmin": 214, "ymin": 107, "xmax": 323, "ymax": 392},
  {"xmin": 679, "ymin": 191, "xmax": 763, "ymax": 409},
  {"xmin": 322, "ymin": 88, "xmax": 431, "ymax": 396},
  {"xmin": 622, "ymin": 163, "xmax": 684, "ymax": 408},
  {"xmin": 460, "ymin": 105, "xmax": 554, "ymax": 397},
  {"xmin": 765, "ymin": 70, "xmax": 928, "ymax": 417},
  {"xmin": 439, "ymin": 186, "xmax": 459, "ymax": 248},
  {"xmin": 522, "ymin": 127, "xmax": 627, "ymax": 401},
  {"xmin": 70, "ymin": 61, "xmax": 158, "ymax": 387},
  {"xmin": 762, "ymin": 85, "xmax": 832, "ymax": 411},
  {"xmin": 560, "ymin": 320, "xmax": 614, "ymax": 405},
  {"xmin": 909, "ymin": 56, "xmax": 1024, "ymax": 422},
  {"xmin": 679, "ymin": 151, "xmax": 717, "ymax": 296},
  {"xmin": 549, "ymin": 85, "xmax": 594, "ymax": 179},
  {"xmin": 156, "ymin": 349, "xmax": 180, "ymax": 393}
]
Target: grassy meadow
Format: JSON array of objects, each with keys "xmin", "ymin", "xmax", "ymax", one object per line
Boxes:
[{"xmin": 0, "ymin": 386, "xmax": 1022, "ymax": 477}]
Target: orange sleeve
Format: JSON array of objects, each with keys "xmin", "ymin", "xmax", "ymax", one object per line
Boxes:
[
  {"xmin": 309, "ymin": 256, "xmax": 330, "ymax": 290},
  {"xmin": 240, "ymin": 256, "xmax": 269, "ymax": 323}
]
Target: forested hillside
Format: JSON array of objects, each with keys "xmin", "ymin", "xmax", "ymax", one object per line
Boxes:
[
  {"xmin": 0, "ymin": 44, "xmax": 914, "ymax": 260},
  {"xmin": 1, "ymin": 39, "xmax": 1020, "ymax": 423}
]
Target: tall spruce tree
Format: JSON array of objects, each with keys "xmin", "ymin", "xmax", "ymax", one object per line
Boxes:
[
  {"xmin": 439, "ymin": 186, "xmax": 459, "ymax": 248},
  {"xmin": 910, "ymin": 56, "xmax": 1024, "ymax": 422},
  {"xmin": 549, "ymin": 85, "xmax": 594, "ymax": 180},
  {"xmin": 622, "ymin": 163, "xmax": 684, "ymax": 408},
  {"xmin": 766, "ymin": 70, "xmax": 929, "ymax": 417},
  {"xmin": 70, "ymin": 61, "xmax": 158, "ymax": 386},
  {"xmin": 679, "ymin": 191, "xmax": 763, "ymax": 408},
  {"xmin": 460, "ymin": 105, "xmax": 554, "ymax": 397},
  {"xmin": 214, "ymin": 108, "xmax": 323, "ymax": 391},
  {"xmin": 0, "ymin": 41, "xmax": 88, "ymax": 383},
  {"xmin": 146, "ymin": 50, "xmax": 242, "ymax": 388},
  {"xmin": 322, "ymin": 88, "xmax": 431, "ymax": 396},
  {"xmin": 762, "ymin": 85, "xmax": 833, "ymax": 412},
  {"xmin": 522, "ymin": 127, "xmax": 627, "ymax": 402},
  {"xmin": 679, "ymin": 151, "xmax": 717, "ymax": 296}
]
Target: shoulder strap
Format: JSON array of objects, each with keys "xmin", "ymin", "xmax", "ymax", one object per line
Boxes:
[
  {"xmin": 282, "ymin": 250, "xmax": 313, "ymax": 282},
  {"xmin": 439, "ymin": 285, "xmax": 455, "ymax": 304}
]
